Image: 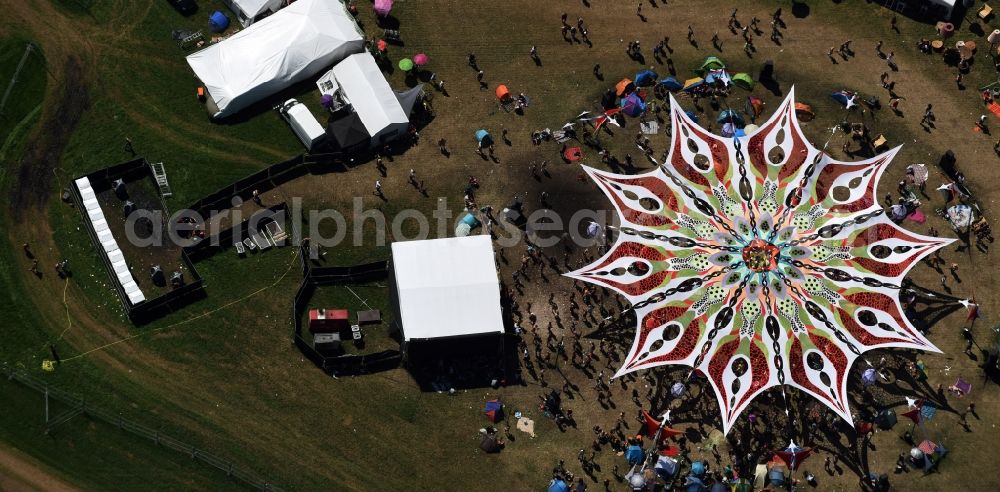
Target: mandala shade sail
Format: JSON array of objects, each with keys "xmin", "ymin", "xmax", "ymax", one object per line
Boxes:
[{"xmin": 567, "ymin": 88, "xmax": 952, "ymax": 434}]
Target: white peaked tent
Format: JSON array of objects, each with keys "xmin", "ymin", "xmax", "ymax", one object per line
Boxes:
[
  {"xmin": 187, "ymin": 0, "xmax": 364, "ymax": 119},
  {"xmin": 391, "ymin": 236, "xmax": 504, "ymax": 342},
  {"xmin": 332, "ymin": 53, "xmax": 410, "ymax": 146}
]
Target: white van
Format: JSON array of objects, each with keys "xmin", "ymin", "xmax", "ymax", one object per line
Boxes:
[{"xmin": 279, "ymin": 99, "xmax": 327, "ymax": 151}]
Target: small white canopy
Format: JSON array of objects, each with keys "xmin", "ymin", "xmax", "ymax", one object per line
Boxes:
[
  {"xmin": 392, "ymin": 236, "xmax": 504, "ymax": 342},
  {"xmin": 187, "ymin": 0, "xmax": 364, "ymax": 118},
  {"xmin": 332, "ymin": 53, "xmax": 409, "ymax": 145}
]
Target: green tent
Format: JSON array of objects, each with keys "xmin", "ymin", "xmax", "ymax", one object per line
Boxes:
[
  {"xmin": 733, "ymin": 73, "xmax": 754, "ymax": 90},
  {"xmin": 696, "ymin": 56, "xmax": 725, "ymax": 74}
]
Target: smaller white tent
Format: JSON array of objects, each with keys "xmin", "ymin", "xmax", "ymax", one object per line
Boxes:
[
  {"xmin": 187, "ymin": 0, "xmax": 364, "ymax": 119},
  {"xmin": 223, "ymin": 0, "xmax": 285, "ymax": 27},
  {"xmin": 391, "ymin": 236, "xmax": 504, "ymax": 342},
  {"xmin": 332, "ymin": 53, "xmax": 410, "ymax": 146}
]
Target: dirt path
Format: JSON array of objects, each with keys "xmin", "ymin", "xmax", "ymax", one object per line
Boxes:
[{"xmin": 0, "ymin": 444, "xmax": 78, "ymax": 492}]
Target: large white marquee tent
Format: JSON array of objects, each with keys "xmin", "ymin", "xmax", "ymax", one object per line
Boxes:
[
  {"xmin": 187, "ymin": 0, "xmax": 364, "ymax": 119},
  {"xmin": 391, "ymin": 236, "xmax": 505, "ymax": 343},
  {"xmin": 331, "ymin": 53, "xmax": 410, "ymax": 146}
]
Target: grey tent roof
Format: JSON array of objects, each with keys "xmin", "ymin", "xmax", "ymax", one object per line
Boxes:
[
  {"xmin": 395, "ymin": 85, "xmax": 424, "ymax": 117},
  {"xmin": 327, "ymin": 112, "xmax": 370, "ymax": 149}
]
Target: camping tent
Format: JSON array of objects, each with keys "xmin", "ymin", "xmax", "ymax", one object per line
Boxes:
[
  {"xmin": 475, "ymin": 129, "xmax": 493, "ymax": 146},
  {"xmin": 332, "ymin": 53, "xmax": 409, "ymax": 146},
  {"xmin": 222, "ymin": 0, "xmax": 284, "ymax": 27},
  {"xmin": 455, "ymin": 213, "xmax": 480, "ymax": 237},
  {"xmin": 794, "ymin": 102, "xmax": 815, "ymax": 121},
  {"xmin": 547, "ymin": 479, "xmax": 569, "ymax": 492},
  {"xmin": 717, "ymin": 109, "xmax": 744, "ymax": 126},
  {"xmin": 209, "ymin": 11, "xmax": 230, "ymax": 32},
  {"xmin": 495, "ymin": 84, "xmax": 512, "ymax": 102},
  {"xmin": 874, "ymin": 409, "xmax": 897, "ymax": 429},
  {"xmin": 484, "ymin": 400, "xmax": 503, "ymax": 422},
  {"xmin": 682, "ymin": 77, "xmax": 704, "ymax": 92},
  {"xmin": 187, "ymin": 0, "xmax": 364, "ymax": 118},
  {"xmin": 616, "ymin": 78, "xmax": 635, "ymax": 96},
  {"xmin": 655, "ymin": 456, "xmax": 679, "ymax": 480},
  {"xmin": 746, "ymin": 96, "xmax": 764, "ymax": 119},
  {"xmin": 697, "ymin": 56, "xmax": 725, "ymax": 73},
  {"xmin": 625, "ymin": 445, "xmax": 645, "ymax": 465},
  {"xmin": 620, "ymin": 93, "xmax": 647, "ymax": 117},
  {"xmin": 635, "ymin": 69, "xmax": 658, "ymax": 87},
  {"xmin": 658, "ymin": 77, "xmax": 683, "ymax": 91},
  {"xmin": 391, "ymin": 236, "xmax": 505, "ymax": 343},
  {"xmin": 704, "ymin": 69, "xmax": 731, "ymax": 86},
  {"xmin": 721, "ymin": 122, "xmax": 736, "ymax": 137},
  {"xmin": 733, "ymin": 73, "xmax": 754, "ymax": 90}
]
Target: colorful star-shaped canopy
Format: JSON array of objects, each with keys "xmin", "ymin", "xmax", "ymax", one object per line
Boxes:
[{"xmin": 567, "ymin": 89, "xmax": 950, "ymax": 433}]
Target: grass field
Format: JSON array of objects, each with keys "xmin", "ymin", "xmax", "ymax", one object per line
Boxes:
[{"xmin": 3, "ymin": 0, "xmax": 1000, "ymax": 490}]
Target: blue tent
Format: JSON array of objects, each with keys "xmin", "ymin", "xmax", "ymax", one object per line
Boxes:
[
  {"xmin": 548, "ymin": 479, "xmax": 569, "ymax": 492},
  {"xmin": 620, "ymin": 93, "xmax": 647, "ymax": 117},
  {"xmin": 685, "ymin": 475, "xmax": 706, "ymax": 492},
  {"xmin": 717, "ymin": 109, "xmax": 744, "ymax": 126},
  {"xmin": 484, "ymin": 399, "xmax": 503, "ymax": 422},
  {"xmin": 710, "ymin": 482, "xmax": 728, "ymax": 492},
  {"xmin": 635, "ymin": 69, "xmax": 659, "ymax": 87},
  {"xmin": 625, "ymin": 444, "xmax": 644, "ymax": 465},
  {"xmin": 685, "ymin": 110, "xmax": 699, "ymax": 123},
  {"xmin": 768, "ymin": 469, "xmax": 786, "ymax": 486},
  {"xmin": 208, "ymin": 11, "xmax": 229, "ymax": 32},
  {"xmin": 475, "ymin": 129, "xmax": 493, "ymax": 146},
  {"xmin": 691, "ymin": 460, "xmax": 706, "ymax": 476},
  {"xmin": 655, "ymin": 456, "xmax": 680, "ymax": 480},
  {"xmin": 658, "ymin": 77, "xmax": 683, "ymax": 91}
]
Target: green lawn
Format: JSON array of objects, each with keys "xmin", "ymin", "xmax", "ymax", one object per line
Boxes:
[
  {"xmin": 0, "ymin": 36, "xmax": 46, "ymax": 160},
  {"xmin": 0, "ymin": 380, "xmax": 248, "ymax": 492}
]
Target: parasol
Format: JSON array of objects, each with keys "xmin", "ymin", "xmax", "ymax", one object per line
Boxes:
[
  {"xmin": 398, "ymin": 58, "xmax": 414, "ymax": 71},
  {"xmin": 373, "ymin": 0, "xmax": 393, "ymax": 16},
  {"xmin": 413, "ymin": 53, "xmax": 429, "ymax": 66}
]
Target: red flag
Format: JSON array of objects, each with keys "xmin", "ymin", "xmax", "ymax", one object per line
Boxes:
[
  {"xmin": 966, "ymin": 297, "xmax": 980, "ymax": 322},
  {"xmin": 641, "ymin": 410, "xmax": 683, "ymax": 440},
  {"xmin": 901, "ymin": 407, "xmax": 922, "ymax": 424}
]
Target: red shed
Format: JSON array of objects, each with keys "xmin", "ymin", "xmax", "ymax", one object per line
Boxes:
[{"xmin": 309, "ymin": 308, "xmax": 349, "ymax": 334}]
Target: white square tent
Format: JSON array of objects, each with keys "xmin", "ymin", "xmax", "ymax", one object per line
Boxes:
[
  {"xmin": 331, "ymin": 53, "xmax": 410, "ymax": 146},
  {"xmin": 391, "ymin": 236, "xmax": 505, "ymax": 352},
  {"xmin": 223, "ymin": 0, "xmax": 285, "ymax": 27},
  {"xmin": 186, "ymin": 0, "xmax": 364, "ymax": 119}
]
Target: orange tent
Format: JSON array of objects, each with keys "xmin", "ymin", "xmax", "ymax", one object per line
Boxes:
[
  {"xmin": 495, "ymin": 84, "xmax": 511, "ymax": 101},
  {"xmin": 794, "ymin": 102, "xmax": 815, "ymax": 121},
  {"xmin": 615, "ymin": 78, "xmax": 635, "ymax": 96}
]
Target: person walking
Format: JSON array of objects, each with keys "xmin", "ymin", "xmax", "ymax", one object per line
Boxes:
[{"xmin": 373, "ymin": 180, "xmax": 383, "ymax": 197}]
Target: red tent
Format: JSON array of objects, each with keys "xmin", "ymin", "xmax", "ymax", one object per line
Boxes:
[
  {"xmin": 484, "ymin": 399, "xmax": 503, "ymax": 423},
  {"xmin": 495, "ymin": 84, "xmax": 512, "ymax": 101},
  {"xmin": 564, "ymin": 147, "xmax": 583, "ymax": 162}
]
